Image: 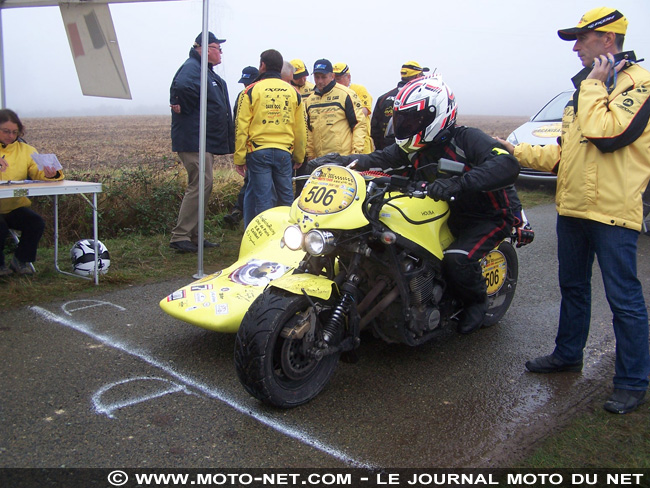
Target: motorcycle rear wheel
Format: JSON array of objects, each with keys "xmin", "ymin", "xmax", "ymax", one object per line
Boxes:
[
  {"xmin": 483, "ymin": 240, "xmax": 518, "ymax": 327},
  {"xmin": 234, "ymin": 289, "xmax": 340, "ymax": 408}
]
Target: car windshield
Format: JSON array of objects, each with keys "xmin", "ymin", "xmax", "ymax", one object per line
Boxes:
[{"xmin": 532, "ymin": 90, "xmax": 573, "ymax": 122}]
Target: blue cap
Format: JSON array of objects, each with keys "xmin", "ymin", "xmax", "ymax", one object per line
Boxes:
[
  {"xmin": 238, "ymin": 66, "xmax": 259, "ymax": 84},
  {"xmin": 194, "ymin": 31, "xmax": 226, "ymax": 46},
  {"xmin": 313, "ymin": 59, "xmax": 333, "ymax": 74}
]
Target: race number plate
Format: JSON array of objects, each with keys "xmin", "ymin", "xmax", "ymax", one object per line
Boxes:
[
  {"xmin": 482, "ymin": 250, "xmax": 507, "ymax": 296},
  {"xmin": 298, "ymin": 166, "xmax": 357, "ymax": 215}
]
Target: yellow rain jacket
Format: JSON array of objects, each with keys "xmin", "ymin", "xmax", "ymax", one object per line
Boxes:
[
  {"xmin": 305, "ymin": 80, "xmax": 366, "ymax": 159},
  {"xmin": 294, "ymin": 80, "xmax": 315, "ymax": 101},
  {"xmin": 234, "ymin": 72, "xmax": 307, "ymax": 167},
  {"xmin": 350, "ymin": 83, "xmax": 374, "ymax": 153},
  {"xmin": 514, "ymin": 61, "xmax": 650, "ymax": 232},
  {"xmin": 0, "ymin": 141, "xmax": 65, "ymax": 214}
]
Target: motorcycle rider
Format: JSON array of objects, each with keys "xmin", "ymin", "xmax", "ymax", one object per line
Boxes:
[{"xmin": 309, "ymin": 75, "xmax": 523, "ymax": 334}]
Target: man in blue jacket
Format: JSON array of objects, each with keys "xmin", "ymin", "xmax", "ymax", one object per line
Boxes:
[{"xmin": 169, "ymin": 32, "xmax": 234, "ymax": 253}]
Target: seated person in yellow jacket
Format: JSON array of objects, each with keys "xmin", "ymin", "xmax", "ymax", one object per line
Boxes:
[
  {"xmin": 233, "ymin": 49, "xmax": 307, "ymax": 228},
  {"xmin": 0, "ymin": 109, "xmax": 64, "ymax": 276}
]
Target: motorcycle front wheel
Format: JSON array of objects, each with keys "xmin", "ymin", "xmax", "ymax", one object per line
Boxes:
[
  {"xmin": 234, "ymin": 289, "xmax": 340, "ymax": 408},
  {"xmin": 483, "ymin": 240, "xmax": 518, "ymax": 327}
]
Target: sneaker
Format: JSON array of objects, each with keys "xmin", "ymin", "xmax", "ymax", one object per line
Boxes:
[
  {"xmin": 0, "ymin": 264, "xmax": 13, "ymax": 277},
  {"xmin": 525, "ymin": 354, "xmax": 583, "ymax": 373},
  {"xmin": 9, "ymin": 256, "xmax": 34, "ymax": 275},
  {"xmin": 169, "ymin": 240, "xmax": 198, "ymax": 253},
  {"xmin": 604, "ymin": 389, "xmax": 647, "ymax": 414}
]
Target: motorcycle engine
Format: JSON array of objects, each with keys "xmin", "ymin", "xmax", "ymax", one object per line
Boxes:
[{"xmin": 405, "ymin": 258, "xmax": 444, "ymax": 337}]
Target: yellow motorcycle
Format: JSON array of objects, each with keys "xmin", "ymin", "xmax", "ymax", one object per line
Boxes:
[{"xmin": 160, "ymin": 160, "xmax": 519, "ymax": 408}]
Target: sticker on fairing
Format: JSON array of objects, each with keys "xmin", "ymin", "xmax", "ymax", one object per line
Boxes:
[
  {"xmin": 482, "ymin": 250, "xmax": 507, "ymax": 295},
  {"xmin": 298, "ymin": 166, "xmax": 357, "ymax": 215},
  {"xmin": 228, "ymin": 260, "xmax": 290, "ymax": 286},
  {"xmin": 166, "ymin": 290, "xmax": 186, "ymax": 301}
]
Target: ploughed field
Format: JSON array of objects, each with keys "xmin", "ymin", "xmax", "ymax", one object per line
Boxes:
[{"xmin": 22, "ymin": 115, "xmax": 529, "ymax": 171}]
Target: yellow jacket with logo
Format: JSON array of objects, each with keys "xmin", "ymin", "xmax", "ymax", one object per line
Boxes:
[
  {"xmin": 350, "ymin": 83, "xmax": 374, "ymax": 153},
  {"xmin": 293, "ymin": 80, "xmax": 315, "ymax": 101},
  {"xmin": 514, "ymin": 62, "xmax": 650, "ymax": 232},
  {"xmin": 305, "ymin": 80, "xmax": 367, "ymax": 159},
  {"xmin": 0, "ymin": 140, "xmax": 65, "ymax": 214},
  {"xmin": 234, "ymin": 72, "xmax": 307, "ymax": 166}
]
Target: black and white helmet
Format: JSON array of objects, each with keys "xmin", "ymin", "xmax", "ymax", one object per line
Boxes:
[
  {"xmin": 393, "ymin": 75, "xmax": 458, "ymax": 153},
  {"xmin": 70, "ymin": 239, "xmax": 110, "ymax": 276}
]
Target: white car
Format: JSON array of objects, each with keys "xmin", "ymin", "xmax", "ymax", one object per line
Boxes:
[{"xmin": 507, "ymin": 90, "xmax": 573, "ymax": 182}]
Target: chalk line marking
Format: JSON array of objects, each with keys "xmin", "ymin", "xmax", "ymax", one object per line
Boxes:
[
  {"xmin": 92, "ymin": 377, "xmax": 196, "ymax": 419},
  {"xmin": 62, "ymin": 299, "xmax": 126, "ymax": 316},
  {"xmin": 30, "ymin": 306, "xmax": 374, "ymax": 469}
]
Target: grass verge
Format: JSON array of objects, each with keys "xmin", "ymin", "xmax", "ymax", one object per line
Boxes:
[
  {"xmin": 518, "ymin": 397, "xmax": 650, "ymax": 468},
  {"xmin": 0, "ymin": 222, "xmax": 242, "ymax": 310}
]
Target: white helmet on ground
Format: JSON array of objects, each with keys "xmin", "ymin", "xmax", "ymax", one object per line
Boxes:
[
  {"xmin": 393, "ymin": 75, "xmax": 458, "ymax": 153},
  {"xmin": 70, "ymin": 239, "xmax": 110, "ymax": 276}
]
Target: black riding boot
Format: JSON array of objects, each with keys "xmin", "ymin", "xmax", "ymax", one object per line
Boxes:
[
  {"xmin": 443, "ymin": 257, "xmax": 488, "ymax": 335},
  {"xmin": 458, "ymin": 298, "xmax": 487, "ymax": 334}
]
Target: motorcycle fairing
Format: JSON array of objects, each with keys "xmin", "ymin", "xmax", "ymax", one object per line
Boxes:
[
  {"xmin": 159, "ymin": 207, "xmax": 303, "ymax": 332},
  {"xmin": 269, "ymin": 273, "xmax": 337, "ymax": 300},
  {"xmin": 378, "ymin": 195, "xmax": 454, "ymax": 260},
  {"xmin": 290, "ymin": 165, "xmax": 369, "ymax": 231},
  {"xmin": 238, "ymin": 206, "xmax": 291, "ymax": 259}
]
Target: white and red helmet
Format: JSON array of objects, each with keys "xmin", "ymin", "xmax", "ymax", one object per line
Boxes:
[{"xmin": 392, "ymin": 75, "xmax": 458, "ymax": 153}]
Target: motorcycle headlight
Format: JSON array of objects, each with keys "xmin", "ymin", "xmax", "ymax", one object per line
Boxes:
[
  {"xmin": 283, "ymin": 225, "xmax": 304, "ymax": 251},
  {"xmin": 304, "ymin": 230, "xmax": 336, "ymax": 256}
]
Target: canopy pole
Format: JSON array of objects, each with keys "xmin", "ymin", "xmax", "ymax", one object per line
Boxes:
[{"xmin": 193, "ymin": 0, "xmax": 209, "ymax": 279}]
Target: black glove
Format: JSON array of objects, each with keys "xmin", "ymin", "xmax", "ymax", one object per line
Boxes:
[
  {"xmin": 427, "ymin": 177, "xmax": 463, "ymax": 201},
  {"xmin": 514, "ymin": 222, "xmax": 535, "ymax": 248},
  {"xmin": 306, "ymin": 152, "xmax": 345, "ymax": 173}
]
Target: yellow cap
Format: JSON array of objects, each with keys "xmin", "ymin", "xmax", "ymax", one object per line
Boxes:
[
  {"xmin": 290, "ymin": 59, "xmax": 308, "ymax": 78},
  {"xmin": 400, "ymin": 61, "xmax": 430, "ymax": 79},
  {"xmin": 333, "ymin": 63, "xmax": 350, "ymax": 75},
  {"xmin": 558, "ymin": 7, "xmax": 628, "ymax": 40}
]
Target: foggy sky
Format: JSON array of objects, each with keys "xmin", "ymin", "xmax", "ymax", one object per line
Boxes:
[{"xmin": 2, "ymin": 0, "xmax": 649, "ymax": 118}]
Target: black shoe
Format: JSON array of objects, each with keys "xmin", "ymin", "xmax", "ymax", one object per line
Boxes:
[
  {"xmin": 202, "ymin": 240, "xmax": 220, "ymax": 248},
  {"xmin": 223, "ymin": 209, "xmax": 242, "ymax": 227},
  {"xmin": 458, "ymin": 301, "xmax": 487, "ymax": 334},
  {"xmin": 169, "ymin": 240, "xmax": 198, "ymax": 253},
  {"xmin": 525, "ymin": 354, "xmax": 583, "ymax": 373},
  {"xmin": 604, "ymin": 389, "xmax": 647, "ymax": 414}
]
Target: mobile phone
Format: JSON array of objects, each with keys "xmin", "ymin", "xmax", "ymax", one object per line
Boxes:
[{"xmin": 592, "ymin": 52, "xmax": 632, "ymax": 68}]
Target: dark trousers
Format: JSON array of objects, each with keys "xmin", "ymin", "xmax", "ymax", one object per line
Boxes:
[
  {"xmin": 443, "ymin": 217, "xmax": 511, "ymax": 305},
  {"xmin": 0, "ymin": 206, "xmax": 45, "ymax": 266},
  {"xmin": 554, "ymin": 216, "xmax": 649, "ymax": 390}
]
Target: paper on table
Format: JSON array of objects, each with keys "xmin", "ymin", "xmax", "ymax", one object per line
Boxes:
[{"xmin": 31, "ymin": 153, "xmax": 63, "ymax": 171}]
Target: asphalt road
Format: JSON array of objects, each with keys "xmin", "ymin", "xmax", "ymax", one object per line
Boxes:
[{"xmin": 2, "ymin": 203, "xmax": 650, "ymax": 469}]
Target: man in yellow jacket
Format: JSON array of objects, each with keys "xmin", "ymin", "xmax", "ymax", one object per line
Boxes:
[
  {"xmin": 333, "ymin": 63, "xmax": 374, "ymax": 153},
  {"xmin": 234, "ymin": 49, "xmax": 307, "ymax": 227},
  {"xmin": 499, "ymin": 7, "xmax": 650, "ymax": 414},
  {"xmin": 304, "ymin": 59, "xmax": 366, "ymax": 160},
  {"xmin": 289, "ymin": 59, "xmax": 315, "ymax": 101}
]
